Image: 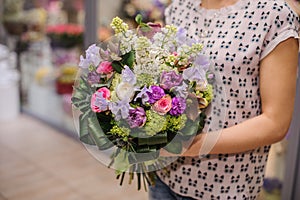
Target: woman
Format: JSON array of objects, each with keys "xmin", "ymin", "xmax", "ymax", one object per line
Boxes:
[{"xmin": 149, "ymin": 0, "xmax": 299, "ymax": 199}]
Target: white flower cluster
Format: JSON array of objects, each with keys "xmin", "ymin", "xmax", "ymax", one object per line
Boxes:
[
  {"xmin": 118, "ymin": 30, "xmax": 137, "ymax": 55},
  {"xmin": 152, "ymin": 26, "xmax": 177, "ymax": 50}
]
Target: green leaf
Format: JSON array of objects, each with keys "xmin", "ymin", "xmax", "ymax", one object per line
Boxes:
[
  {"xmin": 135, "ymin": 14, "xmax": 143, "ymax": 25},
  {"xmin": 88, "ymin": 116, "xmax": 114, "ymax": 150},
  {"xmin": 140, "ymin": 25, "xmax": 151, "ymax": 33},
  {"xmin": 112, "ymin": 61, "xmax": 123, "ymax": 73},
  {"xmin": 164, "ymin": 141, "xmax": 182, "ymax": 154},
  {"xmin": 137, "ymin": 133, "xmax": 168, "ymax": 146},
  {"xmin": 91, "ymin": 83, "xmax": 109, "ymax": 88},
  {"xmin": 79, "ymin": 115, "xmax": 96, "ymax": 145},
  {"xmin": 122, "ymin": 51, "xmax": 135, "ymax": 68}
]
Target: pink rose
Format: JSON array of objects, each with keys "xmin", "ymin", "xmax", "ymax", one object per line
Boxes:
[
  {"xmin": 96, "ymin": 61, "xmax": 113, "ymax": 74},
  {"xmin": 90, "ymin": 87, "xmax": 110, "ymax": 113},
  {"xmin": 152, "ymin": 95, "xmax": 172, "ymax": 115}
]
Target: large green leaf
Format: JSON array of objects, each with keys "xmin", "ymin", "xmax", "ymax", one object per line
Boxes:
[
  {"xmin": 122, "ymin": 51, "xmax": 135, "ymax": 68},
  {"xmin": 88, "ymin": 117, "xmax": 114, "ymax": 150},
  {"xmin": 112, "ymin": 61, "xmax": 123, "ymax": 73},
  {"xmin": 137, "ymin": 133, "xmax": 168, "ymax": 146},
  {"xmin": 79, "ymin": 115, "xmax": 95, "ymax": 145}
]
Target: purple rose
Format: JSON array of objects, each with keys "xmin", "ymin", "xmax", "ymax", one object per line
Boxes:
[
  {"xmin": 170, "ymin": 97, "xmax": 186, "ymax": 116},
  {"xmin": 147, "ymin": 86, "xmax": 165, "ymax": 104},
  {"xmin": 160, "ymin": 71, "xmax": 183, "ymax": 90},
  {"xmin": 127, "ymin": 107, "xmax": 147, "ymax": 128}
]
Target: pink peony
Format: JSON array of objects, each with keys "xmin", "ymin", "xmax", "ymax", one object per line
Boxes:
[
  {"xmin": 91, "ymin": 87, "xmax": 111, "ymax": 113},
  {"xmin": 96, "ymin": 61, "xmax": 113, "ymax": 74},
  {"xmin": 152, "ymin": 95, "xmax": 172, "ymax": 115}
]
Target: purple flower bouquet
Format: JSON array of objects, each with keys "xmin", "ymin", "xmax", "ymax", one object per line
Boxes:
[{"xmin": 72, "ymin": 15, "xmax": 214, "ymax": 190}]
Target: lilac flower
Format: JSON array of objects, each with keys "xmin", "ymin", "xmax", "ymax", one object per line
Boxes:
[
  {"xmin": 160, "ymin": 71, "xmax": 183, "ymax": 90},
  {"xmin": 79, "ymin": 44, "xmax": 101, "ymax": 69},
  {"xmin": 122, "ymin": 65, "xmax": 136, "ymax": 84},
  {"xmin": 176, "ymin": 28, "xmax": 187, "ymax": 46},
  {"xmin": 127, "ymin": 107, "xmax": 147, "ymax": 128},
  {"xmin": 134, "ymin": 86, "xmax": 150, "ymax": 104},
  {"xmin": 172, "ymin": 82, "xmax": 189, "ymax": 99},
  {"xmin": 176, "ymin": 28, "xmax": 199, "ymax": 46},
  {"xmin": 194, "ymin": 54, "xmax": 210, "ymax": 71},
  {"xmin": 109, "ymin": 99, "xmax": 130, "ymax": 120},
  {"xmin": 170, "ymin": 97, "xmax": 186, "ymax": 116},
  {"xmin": 147, "ymin": 86, "xmax": 165, "ymax": 104},
  {"xmin": 182, "ymin": 65, "xmax": 206, "ymax": 83},
  {"xmin": 87, "ymin": 71, "xmax": 100, "ymax": 84}
]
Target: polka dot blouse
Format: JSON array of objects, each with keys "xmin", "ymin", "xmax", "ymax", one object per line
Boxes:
[{"xmin": 158, "ymin": 0, "xmax": 300, "ymax": 199}]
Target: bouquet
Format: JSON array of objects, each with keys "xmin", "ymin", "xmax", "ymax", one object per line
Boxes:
[
  {"xmin": 72, "ymin": 15, "xmax": 214, "ymax": 190},
  {"xmin": 46, "ymin": 24, "xmax": 83, "ymax": 48}
]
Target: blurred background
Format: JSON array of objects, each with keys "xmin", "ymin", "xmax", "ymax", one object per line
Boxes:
[{"xmin": 0, "ymin": 0, "xmax": 299, "ymax": 199}]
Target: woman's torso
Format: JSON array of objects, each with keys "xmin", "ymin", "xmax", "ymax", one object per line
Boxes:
[{"xmin": 158, "ymin": 0, "xmax": 299, "ymax": 199}]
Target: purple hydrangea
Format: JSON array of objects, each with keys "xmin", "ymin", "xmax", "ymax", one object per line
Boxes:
[
  {"xmin": 160, "ymin": 71, "xmax": 183, "ymax": 90},
  {"xmin": 169, "ymin": 97, "xmax": 186, "ymax": 116},
  {"xmin": 147, "ymin": 86, "xmax": 165, "ymax": 104},
  {"xmin": 127, "ymin": 107, "xmax": 147, "ymax": 128}
]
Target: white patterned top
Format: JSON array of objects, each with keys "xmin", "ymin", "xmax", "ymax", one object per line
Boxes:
[{"xmin": 157, "ymin": 0, "xmax": 299, "ymax": 199}]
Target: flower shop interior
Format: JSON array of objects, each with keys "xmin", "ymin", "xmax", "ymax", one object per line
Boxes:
[{"xmin": 0, "ymin": 0, "xmax": 299, "ymax": 200}]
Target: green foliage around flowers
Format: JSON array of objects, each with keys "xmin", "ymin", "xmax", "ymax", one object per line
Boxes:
[{"xmin": 202, "ymin": 84, "xmax": 214, "ymax": 104}]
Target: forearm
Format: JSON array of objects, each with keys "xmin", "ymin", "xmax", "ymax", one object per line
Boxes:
[{"xmin": 184, "ymin": 112, "xmax": 292, "ymax": 156}]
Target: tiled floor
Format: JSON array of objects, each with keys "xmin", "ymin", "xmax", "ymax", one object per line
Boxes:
[
  {"xmin": 0, "ymin": 114, "xmax": 284, "ymax": 200},
  {"xmin": 0, "ymin": 115, "xmax": 148, "ymax": 200}
]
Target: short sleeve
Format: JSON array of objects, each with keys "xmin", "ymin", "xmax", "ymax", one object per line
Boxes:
[{"xmin": 260, "ymin": 1, "xmax": 300, "ymax": 60}]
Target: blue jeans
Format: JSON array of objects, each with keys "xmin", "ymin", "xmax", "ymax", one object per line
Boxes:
[{"xmin": 148, "ymin": 176, "xmax": 195, "ymax": 200}]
